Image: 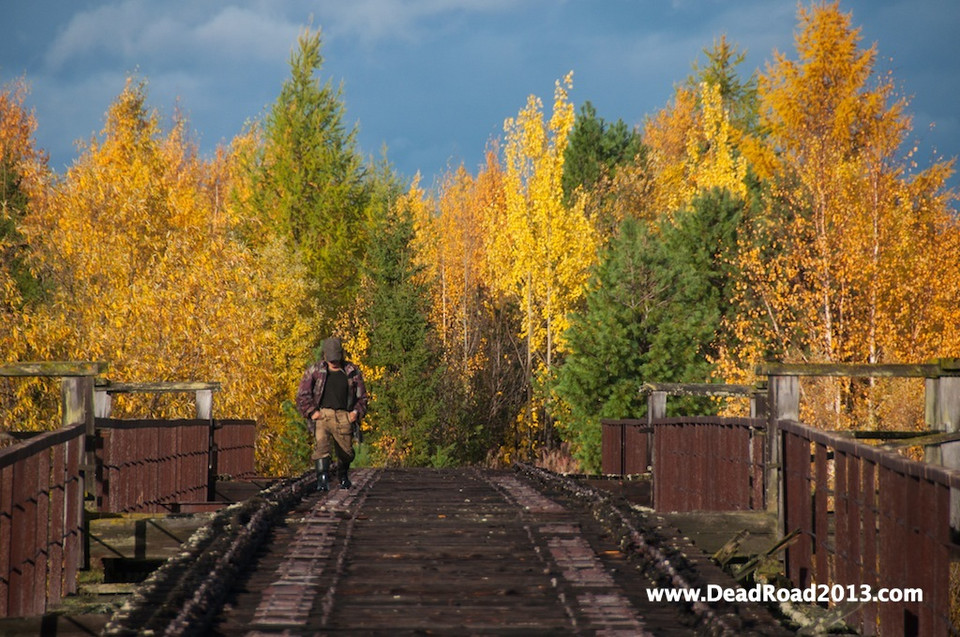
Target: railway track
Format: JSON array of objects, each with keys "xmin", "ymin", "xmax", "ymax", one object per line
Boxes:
[{"xmin": 103, "ymin": 466, "xmax": 791, "ymax": 635}]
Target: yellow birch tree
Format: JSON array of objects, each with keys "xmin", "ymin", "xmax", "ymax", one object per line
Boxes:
[
  {"xmin": 719, "ymin": 2, "xmax": 959, "ymax": 428},
  {"xmin": 492, "ymin": 72, "xmax": 598, "ymax": 455}
]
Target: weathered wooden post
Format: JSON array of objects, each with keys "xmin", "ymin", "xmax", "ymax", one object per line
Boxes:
[
  {"xmin": 195, "ymin": 388, "xmax": 214, "ymax": 421},
  {"xmin": 62, "ymin": 375, "xmax": 97, "ymax": 501},
  {"xmin": 646, "ymin": 389, "xmax": 666, "ymax": 476},
  {"xmin": 94, "ymin": 381, "xmax": 113, "ymax": 418},
  {"xmin": 750, "ymin": 382, "xmax": 768, "ymax": 420},
  {"xmin": 646, "ymin": 389, "xmax": 667, "ymax": 422},
  {"xmin": 928, "ymin": 358, "xmax": 960, "ymax": 531},
  {"xmin": 195, "ymin": 387, "xmax": 215, "ymax": 500},
  {"xmin": 764, "ymin": 368, "xmax": 799, "ymax": 535}
]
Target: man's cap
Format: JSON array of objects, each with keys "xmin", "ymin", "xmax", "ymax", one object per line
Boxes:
[{"xmin": 323, "ymin": 337, "xmax": 344, "ymax": 363}]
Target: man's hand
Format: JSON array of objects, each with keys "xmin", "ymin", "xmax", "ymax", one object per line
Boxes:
[
  {"xmin": 312, "ymin": 410, "xmax": 321, "ymax": 421},
  {"xmin": 348, "ymin": 410, "xmax": 358, "ymax": 423}
]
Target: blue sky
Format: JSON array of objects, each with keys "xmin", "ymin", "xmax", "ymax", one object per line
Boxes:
[{"xmin": 2, "ymin": 0, "xmax": 958, "ymax": 192}]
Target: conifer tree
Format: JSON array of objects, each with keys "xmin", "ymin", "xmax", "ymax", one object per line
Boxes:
[
  {"xmin": 241, "ymin": 28, "xmax": 370, "ymax": 336},
  {"xmin": 362, "ymin": 180, "xmax": 447, "ymax": 466},
  {"xmin": 552, "ymin": 188, "xmax": 747, "ymax": 471},
  {"xmin": 562, "ymin": 101, "xmax": 643, "ymax": 205},
  {"xmin": 0, "ymin": 79, "xmax": 45, "ymax": 312}
]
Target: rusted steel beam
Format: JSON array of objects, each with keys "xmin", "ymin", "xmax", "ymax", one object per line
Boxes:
[
  {"xmin": 861, "ymin": 459, "xmax": 878, "ymax": 633},
  {"xmin": 813, "ymin": 443, "xmax": 829, "ymax": 586},
  {"xmin": 651, "ymin": 418, "xmax": 764, "ymax": 512},
  {"xmin": 782, "ymin": 430, "xmax": 811, "ymax": 589},
  {"xmin": 48, "ymin": 442, "xmax": 66, "ymax": 607},
  {"xmin": 212, "ymin": 420, "xmax": 256, "ymax": 479}
]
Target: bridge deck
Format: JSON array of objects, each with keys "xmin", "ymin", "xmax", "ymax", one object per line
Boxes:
[{"xmin": 205, "ymin": 468, "xmax": 789, "ymax": 636}]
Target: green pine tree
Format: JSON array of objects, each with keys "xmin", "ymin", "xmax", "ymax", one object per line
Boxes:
[
  {"xmin": 552, "ymin": 189, "xmax": 748, "ymax": 472},
  {"xmin": 362, "ymin": 195, "xmax": 448, "ymax": 467},
  {"xmin": 551, "ymin": 216, "xmax": 657, "ymax": 472},
  {"xmin": 243, "ymin": 28, "xmax": 370, "ymax": 335},
  {"xmin": 0, "ymin": 157, "xmax": 43, "ymax": 306},
  {"xmin": 561, "ymin": 101, "xmax": 643, "ymax": 204}
]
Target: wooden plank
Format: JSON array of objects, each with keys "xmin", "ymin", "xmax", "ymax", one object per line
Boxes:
[
  {"xmin": 0, "ymin": 361, "xmax": 107, "ymax": 377},
  {"xmin": 641, "ymin": 382, "xmax": 755, "ymax": 397},
  {"xmin": 757, "ymin": 362, "xmax": 939, "ymax": 378},
  {"xmin": 96, "ymin": 381, "xmax": 220, "ymax": 394}
]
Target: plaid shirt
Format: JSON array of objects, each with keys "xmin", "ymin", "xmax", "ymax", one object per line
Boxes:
[{"xmin": 296, "ymin": 360, "xmax": 369, "ymax": 421}]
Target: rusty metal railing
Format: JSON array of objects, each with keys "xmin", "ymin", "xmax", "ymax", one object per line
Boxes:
[
  {"xmin": 214, "ymin": 419, "xmax": 257, "ymax": 480},
  {"xmin": 96, "ymin": 418, "xmax": 211, "ymax": 513},
  {"xmin": 652, "ymin": 416, "xmax": 766, "ymax": 512},
  {"xmin": 600, "ymin": 419, "xmax": 650, "ymax": 475},
  {"xmin": 0, "ymin": 424, "xmax": 84, "ymax": 617},
  {"xmin": 781, "ymin": 419, "xmax": 958, "ymax": 636}
]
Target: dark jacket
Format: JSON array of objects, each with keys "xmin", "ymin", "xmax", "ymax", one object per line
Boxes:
[{"xmin": 296, "ymin": 360, "xmax": 369, "ymax": 422}]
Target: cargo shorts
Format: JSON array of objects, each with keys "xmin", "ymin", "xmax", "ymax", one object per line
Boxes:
[{"xmin": 313, "ymin": 408, "xmax": 356, "ymax": 463}]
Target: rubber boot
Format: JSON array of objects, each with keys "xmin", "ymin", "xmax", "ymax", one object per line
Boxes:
[
  {"xmin": 316, "ymin": 457, "xmax": 330, "ymax": 492},
  {"xmin": 338, "ymin": 461, "xmax": 352, "ymax": 490}
]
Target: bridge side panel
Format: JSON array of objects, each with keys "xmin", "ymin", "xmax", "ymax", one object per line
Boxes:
[
  {"xmin": 780, "ymin": 420, "xmax": 957, "ymax": 636},
  {"xmin": 652, "ymin": 418, "xmax": 763, "ymax": 512},
  {"xmin": 214, "ymin": 419, "xmax": 257, "ymax": 480}
]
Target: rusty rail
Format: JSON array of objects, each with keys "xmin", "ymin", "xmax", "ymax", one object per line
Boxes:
[
  {"xmin": 652, "ymin": 417, "xmax": 766, "ymax": 512},
  {"xmin": 0, "ymin": 424, "xmax": 84, "ymax": 617},
  {"xmin": 781, "ymin": 419, "xmax": 958, "ymax": 636}
]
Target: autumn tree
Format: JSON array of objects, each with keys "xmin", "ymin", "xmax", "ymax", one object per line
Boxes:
[
  {"xmin": 491, "ymin": 73, "xmax": 598, "ymax": 456},
  {"xmin": 238, "ymin": 28, "xmax": 370, "ymax": 336},
  {"xmin": 0, "ymin": 79, "xmax": 45, "ymax": 311},
  {"xmin": 361, "ymin": 179, "xmax": 449, "ymax": 466},
  {"xmin": 6, "ymin": 80, "xmax": 313, "ymax": 476},
  {"xmin": 686, "ymin": 35, "xmax": 759, "ymax": 136},
  {"xmin": 411, "ymin": 149, "xmax": 529, "ymax": 463},
  {"xmin": 720, "ymin": 1, "xmax": 959, "ymax": 428},
  {"xmin": 0, "ymin": 78, "xmax": 58, "ymax": 430}
]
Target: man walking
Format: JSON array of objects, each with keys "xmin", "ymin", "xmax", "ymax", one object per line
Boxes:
[{"xmin": 296, "ymin": 337, "xmax": 369, "ymax": 490}]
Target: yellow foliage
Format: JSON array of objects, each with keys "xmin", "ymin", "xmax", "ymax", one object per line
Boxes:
[
  {"xmin": 716, "ymin": 2, "xmax": 960, "ymax": 429},
  {"xmin": 643, "ymin": 81, "xmax": 748, "ymax": 218},
  {"xmin": 0, "ymin": 79, "xmax": 319, "ymax": 473},
  {"xmin": 497, "ymin": 72, "xmax": 597, "ymax": 369},
  {"xmin": 687, "ymin": 82, "xmax": 747, "ymax": 199},
  {"xmin": 413, "ymin": 153, "xmax": 505, "ymax": 389}
]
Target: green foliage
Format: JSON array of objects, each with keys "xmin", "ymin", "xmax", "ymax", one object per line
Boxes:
[
  {"xmin": 647, "ymin": 188, "xmax": 746, "ymax": 376},
  {"xmin": 351, "ymin": 442, "xmax": 374, "ymax": 468},
  {"xmin": 552, "ymin": 189, "xmax": 748, "ymax": 471},
  {"xmin": 687, "ymin": 35, "xmax": 759, "ymax": 135},
  {"xmin": 362, "ymin": 191, "xmax": 447, "ymax": 466},
  {"xmin": 243, "ymin": 28, "xmax": 370, "ymax": 336},
  {"xmin": 551, "ymin": 216, "xmax": 656, "ymax": 471},
  {"xmin": 0, "ymin": 159, "xmax": 43, "ymax": 306},
  {"xmin": 278, "ymin": 399, "xmax": 312, "ymax": 474},
  {"xmin": 562, "ymin": 101, "xmax": 643, "ymax": 204},
  {"xmin": 429, "ymin": 443, "xmax": 458, "ymax": 468}
]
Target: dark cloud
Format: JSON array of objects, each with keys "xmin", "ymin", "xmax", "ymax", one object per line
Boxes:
[{"xmin": 1, "ymin": 0, "xmax": 956, "ymax": 191}]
